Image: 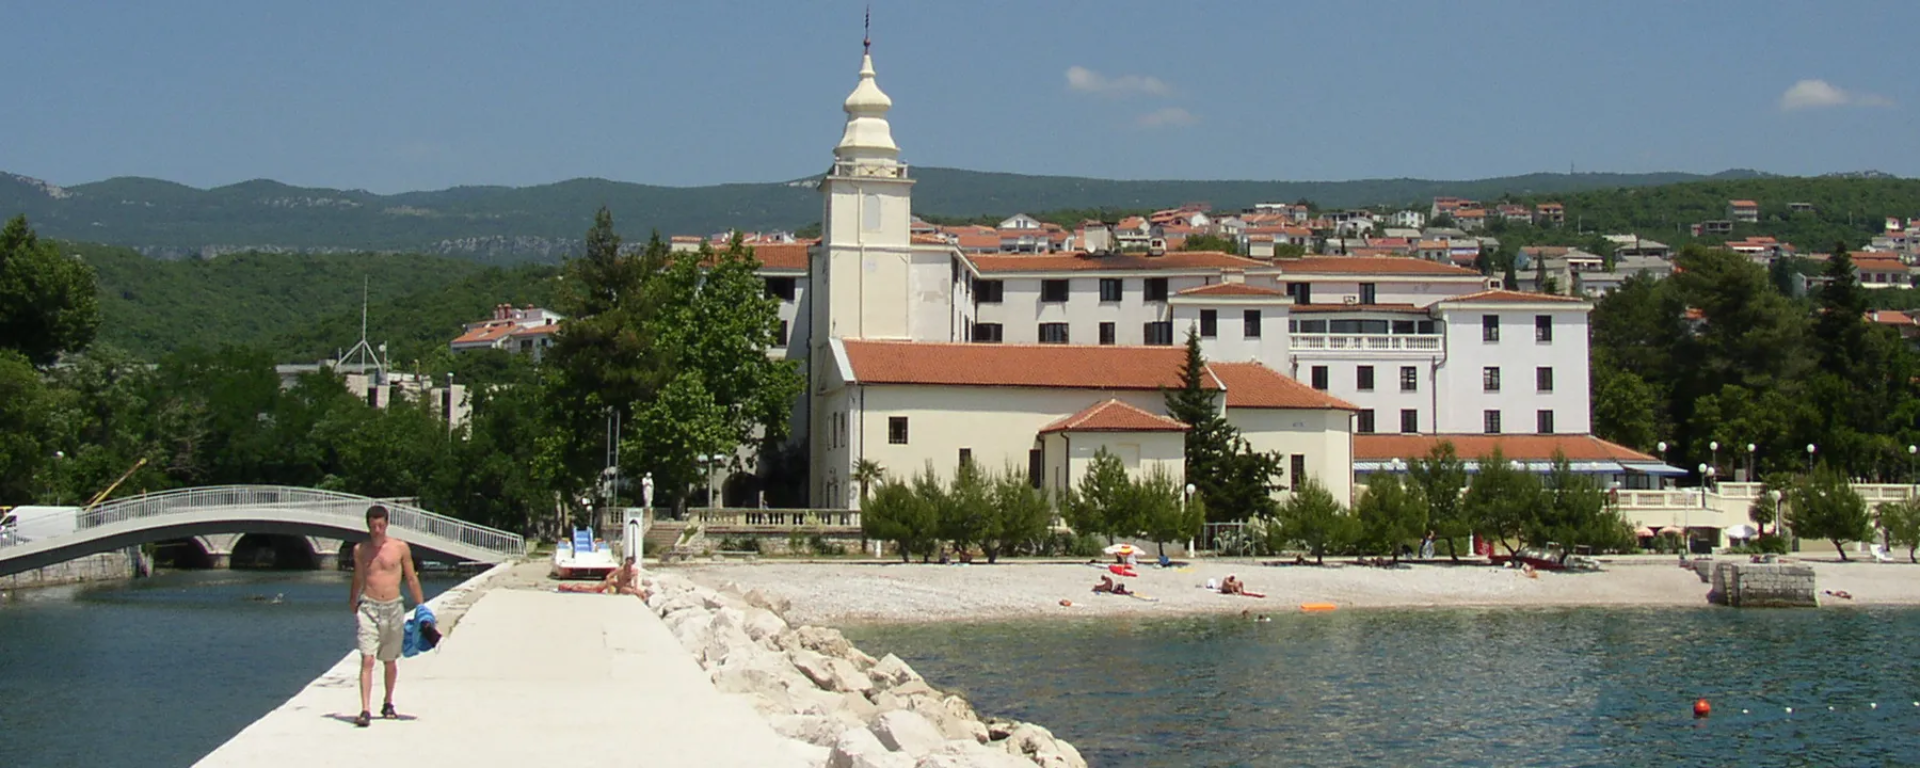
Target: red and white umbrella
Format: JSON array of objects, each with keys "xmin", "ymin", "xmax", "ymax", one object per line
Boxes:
[{"xmin": 1104, "ymin": 543, "xmax": 1144, "ymax": 557}]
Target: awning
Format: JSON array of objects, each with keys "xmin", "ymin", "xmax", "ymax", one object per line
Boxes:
[
  {"xmin": 1355, "ymin": 460, "xmax": 1627, "ymax": 473},
  {"xmin": 1621, "ymin": 461, "xmax": 1688, "ymax": 476}
]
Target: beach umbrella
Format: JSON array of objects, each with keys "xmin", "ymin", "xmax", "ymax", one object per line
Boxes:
[
  {"xmin": 1657, "ymin": 526, "xmax": 1684, "ymax": 536},
  {"xmin": 1725, "ymin": 524, "xmax": 1757, "ymax": 539},
  {"xmin": 1634, "ymin": 526, "xmax": 1656, "ymax": 537},
  {"xmin": 1103, "ymin": 543, "xmax": 1143, "ymax": 556}
]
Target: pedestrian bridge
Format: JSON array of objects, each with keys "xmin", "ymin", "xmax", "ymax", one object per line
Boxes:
[{"xmin": 0, "ymin": 486, "xmax": 525, "ymax": 578}]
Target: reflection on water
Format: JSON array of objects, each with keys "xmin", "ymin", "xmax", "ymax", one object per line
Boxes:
[
  {"xmin": 0, "ymin": 570, "xmax": 455, "ymax": 768},
  {"xmin": 848, "ymin": 607, "xmax": 1920, "ymax": 767}
]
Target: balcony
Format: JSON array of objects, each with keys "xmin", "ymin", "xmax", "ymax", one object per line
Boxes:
[
  {"xmin": 830, "ymin": 160, "xmax": 910, "ymax": 180},
  {"xmin": 1290, "ymin": 334, "xmax": 1443, "ymax": 352}
]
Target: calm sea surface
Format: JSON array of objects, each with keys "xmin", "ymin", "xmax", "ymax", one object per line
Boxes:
[
  {"xmin": 848, "ymin": 607, "xmax": 1920, "ymax": 767},
  {"xmin": 0, "ymin": 570, "xmax": 456, "ymax": 768}
]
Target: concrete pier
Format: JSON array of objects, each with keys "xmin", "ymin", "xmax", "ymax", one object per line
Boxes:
[
  {"xmin": 1711, "ymin": 561, "xmax": 1819, "ymax": 607},
  {"xmin": 196, "ymin": 564, "xmax": 811, "ymax": 768}
]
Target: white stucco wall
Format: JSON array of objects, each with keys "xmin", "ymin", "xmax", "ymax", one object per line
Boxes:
[
  {"xmin": 970, "ymin": 273, "xmax": 1219, "ymax": 345},
  {"xmin": 1040, "ymin": 431, "xmax": 1187, "ymax": 500},
  {"xmin": 1170, "ymin": 300, "xmax": 1292, "ymax": 365},
  {"xmin": 1230, "ymin": 408, "xmax": 1356, "ymax": 505},
  {"xmin": 1434, "ymin": 305, "xmax": 1592, "ymax": 435}
]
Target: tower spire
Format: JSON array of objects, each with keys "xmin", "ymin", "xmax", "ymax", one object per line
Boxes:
[{"xmin": 863, "ymin": 5, "xmax": 871, "ymax": 54}]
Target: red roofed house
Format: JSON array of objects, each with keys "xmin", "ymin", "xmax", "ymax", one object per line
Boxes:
[
  {"xmin": 450, "ymin": 304, "xmax": 566, "ymax": 361},
  {"xmin": 1728, "ymin": 200, "xmax": 1759, "ymax": 223}
]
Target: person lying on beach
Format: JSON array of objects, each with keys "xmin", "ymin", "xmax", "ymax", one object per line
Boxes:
[
  {"xmin": 1824, "ymin": 589, "xmax": 1854, "ymax": 600},
  {"xmin": 1092, "ymin": 575, "xmax": 1116, "ymax": 594},
  {"xmin": 1112, "ymin": 582, "xmax": 1132, "ymax": 596}
]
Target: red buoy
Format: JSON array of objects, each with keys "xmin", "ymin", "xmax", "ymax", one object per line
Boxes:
[{"xmin": 1693, "ymin": 698, "xmax": 1711, "ymax": 718}]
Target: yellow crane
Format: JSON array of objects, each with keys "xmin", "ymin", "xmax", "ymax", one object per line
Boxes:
[{"xmin": 82, "ymin": 457, "xmax": 148, "ymax": 513}]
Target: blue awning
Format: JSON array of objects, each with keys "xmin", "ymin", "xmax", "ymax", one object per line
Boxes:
[
  {"xmin": 1621, "ymin": 461, "xmax": 1688, "ymax": 476},
  {"xmin": 1356, "ymin": 460, "xmax": 1628, "ymax": 473}
]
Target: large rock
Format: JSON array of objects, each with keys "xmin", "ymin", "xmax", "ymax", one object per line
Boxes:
[
  {"xmin": 782, "ymin": 740, "xmax": 831, "ymax": 768},
  {"xmin": 829, "ymin": 727, "xmax": 913, "ymax": 768},
  {"xmin": 743, "ymin": 607, "xmax": 789, "ymax": 644},
  {"xmin": 744, "ymin": 587, "xmax": 794, "ymax": 618},
  {"xmin": 769, "ymin": 713, "xmax": 854, "ymax": 747},
  {"xmin": 790, "ymin": 625, "xmax": 856, "ymax": 658},
  {"xmin": 871, "ymin": 710, "xmax": 947, "ymax": 757},
  {"xmin": 906, "ymin": 696, "xmax": 987, "ymax": 743},
  {"xmin": 918, "ymin": 740, "xmax": 1037, "ymax": 768},
  {"xmin": 710, "ymin": 651, "xmax": 815, "ymax": 698},
  {"xmin": 793, "ymin": 649, "xmax": 878, "ymax": 695},
  {"xmin": 867, "ymin": 653, "xmax": 925, "ymax": 692}
]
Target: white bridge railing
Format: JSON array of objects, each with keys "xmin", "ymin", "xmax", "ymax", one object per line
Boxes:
[{"xmin": 79, "ymin": 486, "xmax": 525, "ymax": 560}]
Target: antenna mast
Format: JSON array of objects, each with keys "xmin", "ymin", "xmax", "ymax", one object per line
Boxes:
[{"xmin": 341, "ymin": 275, "xmax": 386, "ymax": 383}]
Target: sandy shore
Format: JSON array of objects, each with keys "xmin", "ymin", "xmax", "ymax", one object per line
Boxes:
[{"xmin": 670, "ymin": 556, "xmax": 1920, "ymax": 626}]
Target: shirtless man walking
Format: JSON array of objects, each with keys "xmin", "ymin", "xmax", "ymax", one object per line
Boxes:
[{"xmin": 348, "ymin": 504, "xmax": 425, "ymax": 728}]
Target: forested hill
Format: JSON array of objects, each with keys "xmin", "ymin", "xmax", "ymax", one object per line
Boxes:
[
  {"xmin": 6, "ymin": 167, "xmax": 1767, "ymax": 263},
  {"xmin": 74, "ymin": 241, "xmax": 555, "ymax": 362}
]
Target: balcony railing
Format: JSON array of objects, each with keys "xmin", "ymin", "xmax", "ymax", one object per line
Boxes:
[
  {"xmin": 1290, "ymin": 334, "xmax": 1442, "ymax": 352},
  {"xmin": 690, "ymin": 508, "xmax": 862, "ymax": 531},
  {"xmin": 830, "ymin": 160, "xmax": 910, "ymax": 180}
]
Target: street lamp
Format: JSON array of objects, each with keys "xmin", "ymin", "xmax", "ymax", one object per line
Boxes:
[
  {"xmin": 1710, "ymin": 441, "xmax": 1720, "ymax": 477},
  {"xmin": 1768, "ymin": 489, "xmax": 1782, "ymax": 537},
  {"xmin": 1658, "ymin": 441, "xmax": 1670, "ymax": 489},
  {"xmin": 1908, "ymin": 445, "xmax": 1916, "ymax": 486},
  {"xmin": 1746, "ymin": 443, "xmax": 1757, "ymax": 482},
  {"xmin": 52, "ymin": 450, "xmax": 64, "ymax": 505},
  {"xmin": 1184, "ymin": 482, "xmax": 1198, "ymax": 557},
  {"xmin": 696, "ymin": 454, "xmax": 722, "ymax": 511},
  {"xmin": 1806, "ymin": 443, "xmax": 1817, "ymax": 475}
]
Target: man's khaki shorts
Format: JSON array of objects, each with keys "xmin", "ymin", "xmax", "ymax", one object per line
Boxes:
[{"xmin": 356, "ymin": 597, "xmax": 406, "ymax": 662}]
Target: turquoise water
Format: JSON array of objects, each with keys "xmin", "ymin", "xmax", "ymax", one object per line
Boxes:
[
  {"xmin": 0, "ymin": 570, "xmax": 456, "ymax": 767},
  {"xmin": 848, "ymin": 607, "xmax": 1920, "ymax": 767}
]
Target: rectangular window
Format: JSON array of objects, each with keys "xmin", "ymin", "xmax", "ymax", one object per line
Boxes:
[
  {"xmin": 1143, "ymin": 321, "xmax": 1174, "ymax": 345},
  {"xmin": 973, "ymin": 323, "xmax": 1004, "ymax": 343},
  {"xmin": 1400, "ymin": 366, "xmax": 1418, "ymax": 392},
  {"xmin": 1536, "ymin": 367, "xmax": 1554, "ymax": 392},
  {"xmin": 1536, "ymin": 314, "xmax": 1553, "ymax": 342},
  {"xmin": 1286, "ymin": 282, "xmax": 1314, "ymax": 305},
  {"xmin": 1028, "ymin": 449, "xmax": 1044, "ymax": 489},
  {"xmin": 1536, "ymin": 410, "xmax": 1555, "ymax": 434},
  {"xmin": 1145, "ymin": 278, "xmax": 1170, "ymax": 302},
  {"xmin": 889, "ymin": 416, "xmax": 909, "ymax": 444},
  {"xmin": 776, "ymin": 320, "xmax": 789, "ymax": 346},
  {"xmin": 958, "ymin": 448, "xmax": 973, "ymax": 468},
  {"xmin": 1357, "ymin": 409, "xmax": 1376, "ymax": 434},
  {"xmin": 764, "ymin": 277, "xmax": 797, "ymax": 301},
  {"xmin": 1099, "ymin": 278, "xmax": 1124, "ymax": 302},
  {"xmin": 1099, "ymin": 322, "xmax": 1116, "ymax": 345},
  {"xmin": 1038, "ymin": 323, "xmax": 1070, "ymax": 344},
  {"xmin": 1484, "ymin": 410, "xmax": 1502, "ymax": 434},
  {"xmin": 1357, "ymin": 365, "xmax": 1375, "ymax": 391},
  {"xmin": 1200, "ymin": 310, "xmax": 1218, "ymax": 338},
  {"xmin": 1392, "ymin": 320, "xmax": 1415, "ymax": 335},
  {"xmin": 1311, "ymin": 366, "xmax": 1329, "ymax": 390},
  {"xmin": 1041, "ymin": 279, "xmax": 1069, "ymax": 303},
  {"xmin": 1483, "ymin": 367, "xmax": 1501, "ymax": 392},
  {"xmin": 1244, "ymin": 310, "xmax": 1262, "ymax": 338},
  {"xmin": 1482, "ymin": 314, "xmax": 1500, "ymax": 342},
  {"xmin": 975, "ymin": 280, "xmax": 1004, "ymax": 303},
  {"xmin": 1290, "ymin": 454, "xmax": 1307, "ymax": 490},
  {"xmin": 1359, "ymin": 282, "xmax": 1378, "ymax": 304},
  {"xmin": 1400, "ymin": 409, "xmax": 1419, "ymax": 433}
]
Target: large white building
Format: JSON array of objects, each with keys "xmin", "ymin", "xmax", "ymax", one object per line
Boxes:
[{"xmin": 742, "ymin": 49, "xmax": 1650, "ymax": 508}]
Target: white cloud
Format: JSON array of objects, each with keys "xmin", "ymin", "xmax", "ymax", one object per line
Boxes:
[
  {"xmin": 1066, "ymin": 65, "xmax": 1172, "ymax": 97},
  {"xmin": 1136, "ymin": 107, "xmax": 1198, "ymax": 128},
  {"xmin": 1779, "ymin": 79, "xmax": 1893, "ymax": 111}
]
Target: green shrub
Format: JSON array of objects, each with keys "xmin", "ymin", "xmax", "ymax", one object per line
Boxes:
[
  {"xmin": 719, "ymin": 535, "xmax": 761, "ymax": 553},
  {"xmin": 808, "ymin": 533, "xmax": 836, "ymax": 556}
]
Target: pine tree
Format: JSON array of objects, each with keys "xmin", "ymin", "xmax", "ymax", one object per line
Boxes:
[{"xmin": 1164, "ymin": 328, "xmax": 1283, "ymax": 521}]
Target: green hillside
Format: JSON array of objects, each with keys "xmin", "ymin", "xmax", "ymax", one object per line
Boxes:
[{"xmin": 5, "ymin": 167, "xmax": 1773, "ymax": 262}]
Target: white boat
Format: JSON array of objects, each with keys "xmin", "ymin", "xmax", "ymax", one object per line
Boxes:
[{"xmin": 550, "ymin": 528, "xmax": 617, "ymax": 580}]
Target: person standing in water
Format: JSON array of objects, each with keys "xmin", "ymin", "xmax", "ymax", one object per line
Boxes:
[{"xmin": 348, "ymin": 504, "xmax": 425, "ymax": 728}]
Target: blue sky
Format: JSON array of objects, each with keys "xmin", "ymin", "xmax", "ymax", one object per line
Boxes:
[{"xmin": 5, "ymin": 1, "xmax": 1915, "ymax": 193}]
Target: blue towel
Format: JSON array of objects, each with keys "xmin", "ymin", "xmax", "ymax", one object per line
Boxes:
[{"xmin": 403, "ymin": 604, "xmax": 439, "ymax": 658}]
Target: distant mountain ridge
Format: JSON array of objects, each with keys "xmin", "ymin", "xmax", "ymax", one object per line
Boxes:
[{"xmin": 1, "ymin": 167, "xmax": 1783, "ymax": 263}]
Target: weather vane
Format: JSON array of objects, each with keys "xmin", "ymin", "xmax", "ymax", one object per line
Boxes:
[{"xmin": 863, "ymin": 5, "xmax": 871, "ymax": 54}]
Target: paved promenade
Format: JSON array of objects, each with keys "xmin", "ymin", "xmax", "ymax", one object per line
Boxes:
[{"xmin": 197, "ymin": 572, "xmax": 811, "ymax": 767}]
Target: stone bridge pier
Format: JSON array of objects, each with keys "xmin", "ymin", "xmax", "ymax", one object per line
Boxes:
[{"xmin": 188, "ymin": 534, "xmax": 346, "ymax": 570}]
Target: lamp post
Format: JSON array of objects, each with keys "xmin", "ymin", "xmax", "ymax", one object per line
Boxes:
[
  {"xmin": 52, "ymin": 450, "xmax": 65, "ymax": 505},
  {"xmin": 1806, "ymin": 443, "xmax": 1816, "ymax": 475},
  {"xmin": 1908, "ymin": 445, "xmax": 1916, "ymax": 486},
  {"xmin": 1658, "ymin": 441, "xmax": 1670, "ymax": 489},
  {"xmin": 1768, "ymin": 489, "xmax": 1782, "ymax": 537},
  {"xmin": 1710, "ymin": 441, "xmax": 1720, "ymax": 477},
  {"xmin": 1746, "ymin": 443, "xmax": 1757, "ymax": 483},
  {"xmin": 1184, "ymin": 482, "xmax": 1197, "ymax": 557}
]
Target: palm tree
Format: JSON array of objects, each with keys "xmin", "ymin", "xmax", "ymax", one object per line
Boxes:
[{"xmin": 852, "ymin": 459, "xmax": 885, "ymax": 504}]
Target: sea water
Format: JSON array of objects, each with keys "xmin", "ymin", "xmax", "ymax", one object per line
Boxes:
[
  {"xmin": 849, "ymin": 607, "xmax": 1920, "ymax": 767},
  {"xmin": 0, "ymin": 570, "xmax": 457, "ymax": 767}
]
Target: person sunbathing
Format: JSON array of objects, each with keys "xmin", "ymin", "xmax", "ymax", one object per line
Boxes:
[
  {"xmin": 1111, "ymin": 582, "xmax": 1132, "ymax": 596},
  {"xmin": 1092, "ymin": 575, "xmax": 1116, "ymax": 594},
  {"xmin": 1824, "ymin": 589, "xmax": 1854, "ymax": 600},
  {"xmin": 1220, "ymin": 575, "xmax": 1244, "ymax": 595},
  {"xmin": 603, "ymin": 556, "xmax": 647, "ymax": 597}
]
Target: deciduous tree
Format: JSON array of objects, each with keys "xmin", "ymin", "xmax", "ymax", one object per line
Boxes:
[
  {"xmin": 1785, "ymin": 468, "xmax": 1871, "ymax": 560},
  {"xmin": 1355, "ymin": 473, "xmax": 1427, "ymax": 560},
  {"xmin": 0, "ymin": 215, "xmax": 99, "ymax": 366},
  {"xmin": 1408, "ymin": 441, "xmax": 1469, "ymax": 560}
]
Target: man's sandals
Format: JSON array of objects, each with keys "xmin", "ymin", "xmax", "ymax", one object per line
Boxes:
[{"xmin": 353, "ymin": 703, "xmax": 399, "ymax": 727}]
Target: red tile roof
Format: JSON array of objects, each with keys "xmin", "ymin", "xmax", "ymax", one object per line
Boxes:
[
  {"xmin": 751, "ymin": 243, "xmax": 810, "ymax": 270},
  {"xmin": 841, "ymin": 340, "xmax": 1218, "ymax": 391},
  {"xmin": 1729, "ymin": 200, "xmax": 1758, "ymax": 207},
  {"xmin": 1869, "ymin": 310, "xmax": 1916, "ymax": 326},
  {"xmin": 1278, "ymin": 256, "xmax": 1481, "ymax": 276},
  {"xmin": 1438, "ymin": 289, "xmax": 1587, "ymax": 304},
  {"xmin": 1176, "ymin": 282, "xmax": 1289, "ymax": 297},
  {"xmin": 1354, "ymin": 434, "xmax": 1657, "ymax": 462},
  {"xmin": 1209, "ymin": 362, "xmax": 1357, "ymax": 410},
  {"xmin": 967, "ymin": 251, "xmax": 1265, "ymax": 273},
  {"xmin": 451, "ymin": 322, "xmax": 518, "ymax": 345},
  {"xmin": 1039, "ymin": 399, "xmax": 1190, "ymax": 434},
  {"xmin": 509, "ymin": 323, "xmax": 560, "ymax": 337}
]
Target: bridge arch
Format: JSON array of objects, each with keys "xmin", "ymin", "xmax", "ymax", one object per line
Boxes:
[
  {"xmin": 231, "ymin": 533, "xmax": 320, "ymax": 570},
  {"xmin": 151, "ymin": 537, "xmax": 216, "ymax": 569},
  {"xmin": 0, "ymin": 486, "xmax": 524, "ymax": 578}
]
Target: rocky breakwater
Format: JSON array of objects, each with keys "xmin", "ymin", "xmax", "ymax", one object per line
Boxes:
[{"xmin": 644, "ymin": 571, "xmax": 1088, "ymax": 768}]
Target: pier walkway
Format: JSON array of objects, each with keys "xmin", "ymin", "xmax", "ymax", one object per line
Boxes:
[{"xmin": 197, "ymin": 567, "xmax": 810, "ymax": 768}]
